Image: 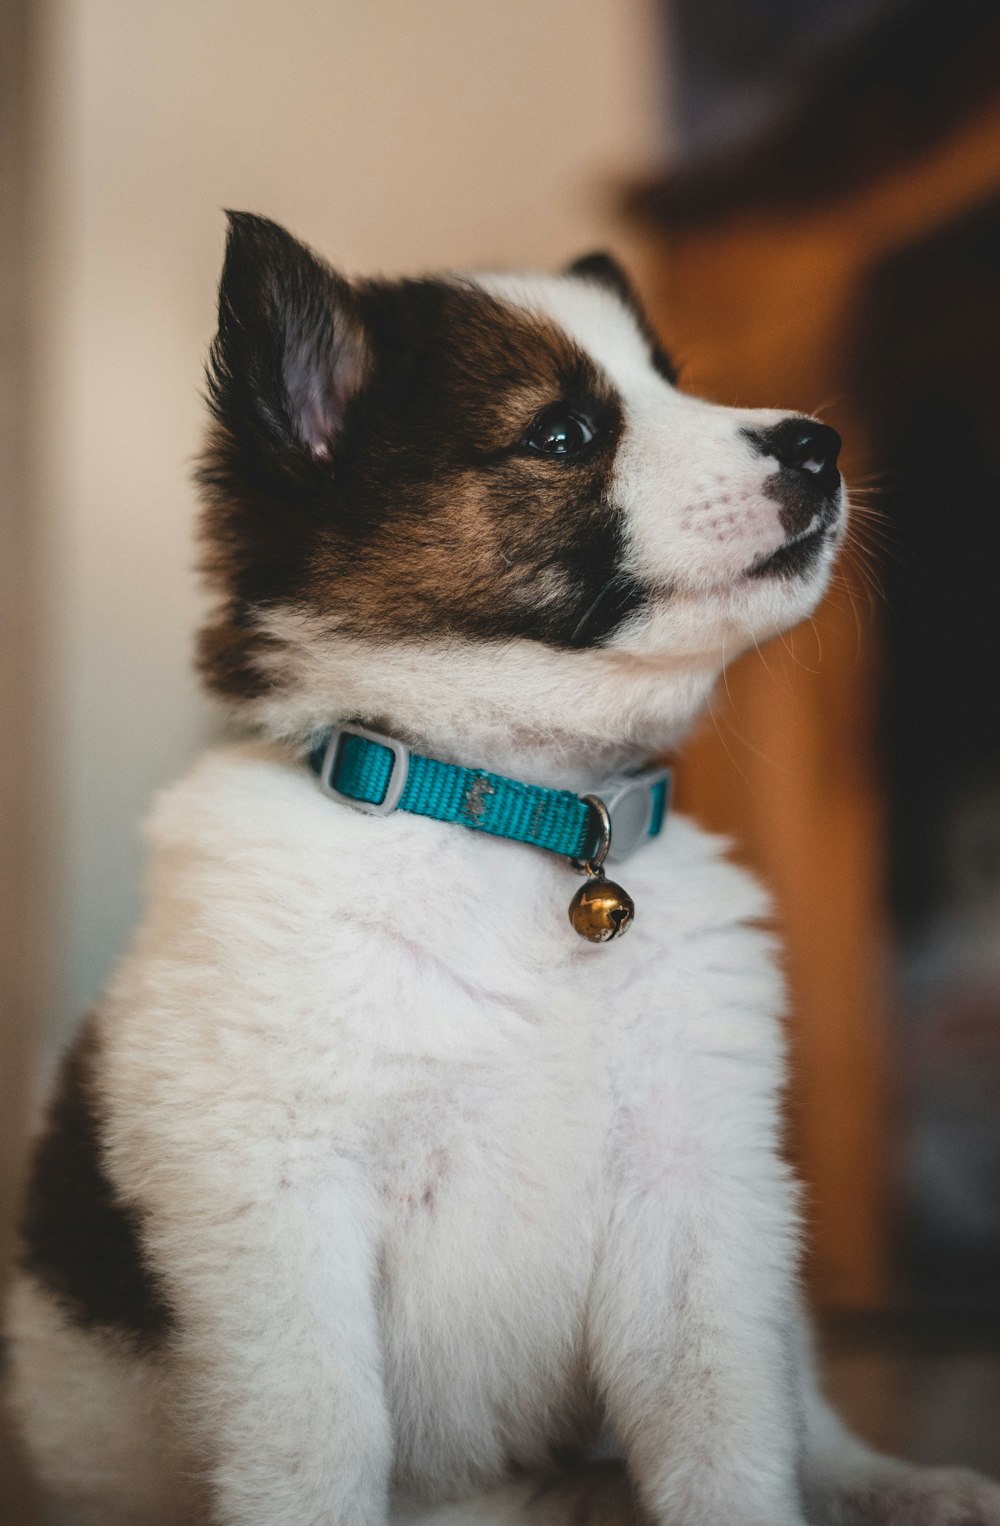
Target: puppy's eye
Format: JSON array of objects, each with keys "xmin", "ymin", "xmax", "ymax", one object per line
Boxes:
[{"xmin": 523, "ymin": 405, "xmax": 596, "ymax": 459}]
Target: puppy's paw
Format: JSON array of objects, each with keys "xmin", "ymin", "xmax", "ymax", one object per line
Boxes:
[{"xmin": 828, "ymin": 1466, "xmax": 1000, "ymax": 1526}]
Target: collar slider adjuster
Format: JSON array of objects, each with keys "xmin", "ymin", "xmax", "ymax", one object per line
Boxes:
[{"xmin": 318, "ymin": 724, "xmax": 411, "ymax": 816}]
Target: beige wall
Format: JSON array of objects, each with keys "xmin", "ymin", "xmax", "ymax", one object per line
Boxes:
[{"xmin": 24, "ymin": 0, "xmax": 666, "ymax": 1051}]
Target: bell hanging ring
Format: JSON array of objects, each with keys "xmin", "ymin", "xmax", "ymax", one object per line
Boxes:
[{"xmin": 567, "ymin": 795, "xmax": 635, "ymax": 943}]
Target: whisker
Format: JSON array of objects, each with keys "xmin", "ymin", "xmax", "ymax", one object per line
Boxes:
[
  {"xmin": 749, "ymin": 627, "xmax": 781, "ymax": 688},
  {"xmin": 842, "ymin": 539, "xmax": 890, "ymax": 609},
  {"xmin": 828, "ymin": 569, "xmax": 864, "ymax": 664},
  {"xmin": 706, "ymin": 686, "xmax": 752, "ymax": 791},
  {"xmin": 709, "ymin": 675, "xmax": 795, "ymax": 779},
  {"xmin": 569, "ymin": 571, "xmax": 628, "ymax": 645}
]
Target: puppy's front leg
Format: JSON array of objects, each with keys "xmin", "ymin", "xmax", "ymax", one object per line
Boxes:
[
  {"xmin": 162, "ymin": 1172, "xmax": 391, "ymax": 1526},
  {"xmin": 588, "ymin": 1144, "xmax": 807, "ymax": 1526}
]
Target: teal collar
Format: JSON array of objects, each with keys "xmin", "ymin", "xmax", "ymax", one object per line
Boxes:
[{"xmin": 306, "ymin": 723, "xmax": 670, "ymax": 867}]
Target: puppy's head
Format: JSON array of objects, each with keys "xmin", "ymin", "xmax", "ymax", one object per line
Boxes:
[{"xmin": 198, "ymin": 214, "xmax": 845, "ymax": 774}]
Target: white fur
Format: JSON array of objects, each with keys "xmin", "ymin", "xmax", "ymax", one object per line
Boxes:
[
  {"xmin": 478, "ymin": 273, "xmax": 843, "ymax": 654},
  {"xmin": 6, "ymin": 1276, "xmax": 200, "ymax": 1526},
  {"xmin": 8, "ymin": 267, "xmax": 1000, "ymax": 1526}
]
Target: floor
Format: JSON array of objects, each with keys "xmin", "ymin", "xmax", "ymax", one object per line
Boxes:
[
  {"xmin": 818, "ymin": 1312, "xmax": 1000, "ymax": 1474},
  {"xmin": 2, "ymin": 1317, "xmax": 999, "ymax": 1525}
]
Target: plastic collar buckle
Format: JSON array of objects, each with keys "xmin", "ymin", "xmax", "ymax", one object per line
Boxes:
[
  {"xmin": 597, "ymin": 768, "xmax": 672, "ymax": 863},
  {"xmin": 318, "ymin": 724, "xmax": 411, "ymax": 816}
]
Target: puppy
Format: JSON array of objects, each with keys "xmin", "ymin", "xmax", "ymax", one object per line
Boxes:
[{"xmin": 7, "ymin": 214, "xmax": 1000, "ymax": 1526}]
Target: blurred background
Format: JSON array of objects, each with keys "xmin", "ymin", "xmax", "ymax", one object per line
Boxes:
[{"xmin": 3, "ymin": 0, "xmax": 1000, "ymax": 1515}]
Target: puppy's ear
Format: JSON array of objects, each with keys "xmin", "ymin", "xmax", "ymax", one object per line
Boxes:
[
  {"xmin": 208, "ymin": 212, "xmax": 368, "ymax": 460},
  {"xmin": 565, "ymin": 250, "xmax": 641, "ymax": 310},
  {"xmin": 566, "ymin": 250, "xmax": 678, "ymax": 386}
]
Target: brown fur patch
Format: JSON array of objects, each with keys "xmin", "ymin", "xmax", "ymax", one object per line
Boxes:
[
  {"xmin": 18, "ymin": 1017, "xmax": 174, "ymax": 1350},
  {"xmin": 196, "ymin": 216, "xmax": 651, "ymax": 705}
]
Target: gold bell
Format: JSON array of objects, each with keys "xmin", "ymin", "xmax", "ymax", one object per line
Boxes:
[
  {"xmin": 567, "ymin": 793, "xmax": 635, "ymax": 942},
  {"xmin": 568, "ymin": 872, "xmax": 634, "ymax": 942}
]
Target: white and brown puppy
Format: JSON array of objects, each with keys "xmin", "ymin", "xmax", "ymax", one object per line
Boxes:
[{"xmin": 7, "ymin": 215, "xmax": 1000, "ymax": 1526}]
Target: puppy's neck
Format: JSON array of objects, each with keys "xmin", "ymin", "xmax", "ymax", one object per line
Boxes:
[
  {"xmin": 249, "ymin": 614, "xmax": 721, "ymax": 791},
  {"xmin": 353, "ymin": 720, "xmax": 651, "ymax": 797}
]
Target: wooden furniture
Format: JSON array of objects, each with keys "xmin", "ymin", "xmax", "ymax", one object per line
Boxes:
[{"xmin": 631, "ymin": 51, "xmax": 1000, "ymax": 1308}]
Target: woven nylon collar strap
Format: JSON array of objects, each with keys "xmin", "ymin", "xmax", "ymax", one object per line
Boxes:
[{"xmin": 306, "ymin": 724, "xmax": 670, "ymax": 865}]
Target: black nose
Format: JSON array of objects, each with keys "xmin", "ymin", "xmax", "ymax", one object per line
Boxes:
[{"xmin": 757, "ymin": 418, "xmax": 841, "ymax": 481}]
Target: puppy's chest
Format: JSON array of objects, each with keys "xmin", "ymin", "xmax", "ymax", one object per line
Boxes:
[
  {"xmin": 367, "ymin": 1022, "xmax": 611, "ymax": 1222},
  {"xmin": 142, "ymin": 752, "xmax": 774, "ymax": 1216},
  {"xmin": 190, "ymin": 779, "xmax": 745, "ymax": 1194},
  {"xmin": 349, "ymin": 931, "xmax": 694, "ymax": 1263}
]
